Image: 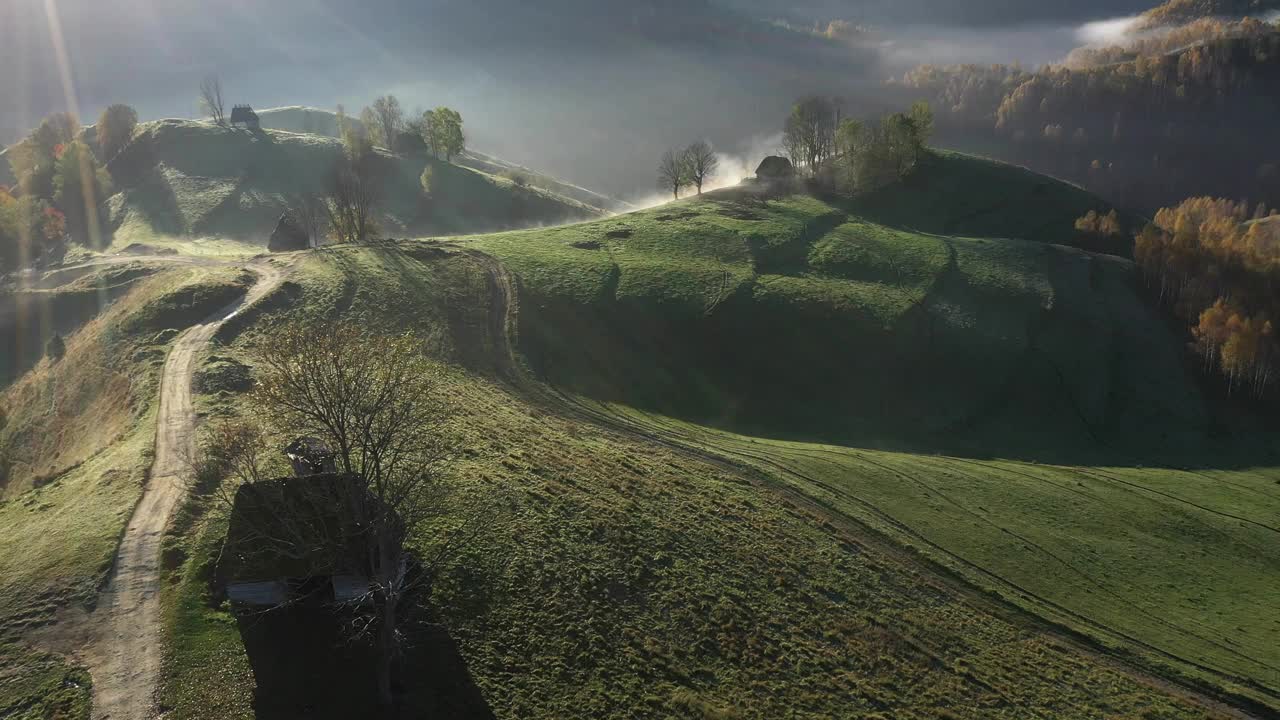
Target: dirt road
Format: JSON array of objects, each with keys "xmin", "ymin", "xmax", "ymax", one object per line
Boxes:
[{"xmin": 84, "ymin": 257, "xmax": 289, "ymax": 720}]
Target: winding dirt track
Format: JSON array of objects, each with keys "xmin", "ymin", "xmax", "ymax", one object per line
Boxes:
[{"xmin": 84, "ymin": 258, "xmax": 289, "ymax": 720}]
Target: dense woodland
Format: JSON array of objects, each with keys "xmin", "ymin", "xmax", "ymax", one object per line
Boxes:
[
  {"xmin": 1139, "ymin": 0, "xmax": 1280, "ymax": 27},
  {"xmin": 896, "ymin": 17, "xmax": 1280, "ymax": 212},
  {"xmin": 1136, "ymin": 198, "xmax": 1280, "ymax": 395}
]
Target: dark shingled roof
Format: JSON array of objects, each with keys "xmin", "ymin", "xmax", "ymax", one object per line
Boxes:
[{"xmin": 229, "ymin": 105, "xmax": 259, "ymax": 125}]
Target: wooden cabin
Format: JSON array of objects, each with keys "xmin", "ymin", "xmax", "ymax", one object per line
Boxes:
[
  {"xmin": 755, "ymin": 155, "xmax": 795, "ymax": 182},
  {"xmin": 229, "ymin": 104, "xmax": 261, "ymax": 130}
]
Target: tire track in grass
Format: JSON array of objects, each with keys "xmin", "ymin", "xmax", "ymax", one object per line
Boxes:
[
  {"xmin": 465, "ymin": 248, "xmax": 1273, "ymax": 717},
  {"xmin": 578, "ymin": 403, "xmax": 1280, "ymax": 709},
  {"xmin": 729, "ymin": 440, "xmax": 1280, "ymax": 681}
]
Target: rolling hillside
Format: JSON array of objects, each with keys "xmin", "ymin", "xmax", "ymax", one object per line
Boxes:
[
  {"xmin": 0, "ymin": 261, "xmax": 255, "ymax": 717},
  {"xmin": 454, "ymin": 150, "xmax": 1280, "ymax": 709},
  {"xmin": 466, "ymin": 151, "xmax": 1168, "ymax": 463},
  {"xmin": 152, "ymin": 238, "xmax": 1236, "ymax": 719},
  {"xmin": 102, "ymin": 119, "xmax": 601, "ymax": 249},
  {"xmin": 256, "ymin": 107, "xmax": 628, "ymax": 212},
  {"xmin": 3, "ymin": 148, "xmax": 1276, "ymax": 717}
]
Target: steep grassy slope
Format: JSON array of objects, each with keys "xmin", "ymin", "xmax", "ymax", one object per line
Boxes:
[
  {"xmin": 103, "ymin": 119, "xmax": 601, "ymax": 248},
  {"xmin": 0, "ymin": 263, "xmax": 254, "ymax": 718},
  {"xmin": 457, "ymin": 151, "xmax": 1280, "ymax": 709},
  {"xmin": 0, "ymin": 262, "xmax": 160, "ymax": 387},
  {"xmin": 158, "ymin": 243, "xmax": 1224, "ymax": 719},
  {"xmin": 1, "ymin": 266, "xmax": 252, "ymax": 496}
]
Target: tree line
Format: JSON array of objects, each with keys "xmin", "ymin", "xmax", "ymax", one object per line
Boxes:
[
  {"xmin": 356, "ymin": 95, "xmax": 465, "ymax": 162},
  {"xmin": 783, "ymin": 96, "xmax": 932, "ymax": 195},
  {"xmin": 292, "ymin": 95, "xmax": 469, "ymax": 246},
  {"xmin": 895, "ymin": 19, "xmax": 1280, "ymax": 212},
  {"xmin": 1134, "ymin": 196, "xmax": 1280, "ymax": 396},
  {"xmin": 1, "ymin": 104, "xmax": 137, "ymax": 272},
  {"xmin": 654, "ymin": 98, "xmax": 934, "ymax": 202}
]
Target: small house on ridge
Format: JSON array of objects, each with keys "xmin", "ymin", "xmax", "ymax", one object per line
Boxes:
[{"xmin": 230, "ymin": 104, "xmax": 260, "ymax": 130}]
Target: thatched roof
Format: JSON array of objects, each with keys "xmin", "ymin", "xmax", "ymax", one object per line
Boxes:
[{"xmin": 755, "ymin": 156, "xmax": 794, "ymax": 179}]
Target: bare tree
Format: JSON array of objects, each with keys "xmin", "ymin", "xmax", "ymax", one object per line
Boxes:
[
  {"xmin": 658, "ymin": 149, "xmax": 687, "ymax": 200},
  {"xmin": 285, "ymin": 193, "xmax": 329, "ymax": 248},
  {"xmin": 244, "ymin": 321, "xmax": 484, "ymax": 709},
  {"xmin": 364, "ymin": 95, "xmax": 404, "ymax": 153},
  {"xmin": 325, "ymin": 154, "xmax": 380, "ymax": 243},
  {"xmin": 682, "ymin": 141, "xmax": 719, "ymax": 195},
  {"xmin": 784, "ymin": 96, "xmax": 838, "ymax": 172},
  {"xmin": 199, "ymin": 75, "xmax": 226, "ymax": 126}
]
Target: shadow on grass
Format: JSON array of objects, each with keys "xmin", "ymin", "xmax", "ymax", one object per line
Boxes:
[{"xmin": 237, "ymin": 604, "xmax": 494, "ymax": 720}]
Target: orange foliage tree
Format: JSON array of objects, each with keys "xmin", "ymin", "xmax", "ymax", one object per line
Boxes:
[{"xmin": 1139, "ymin": 197, "xmax": 1280, "ymax": 396}]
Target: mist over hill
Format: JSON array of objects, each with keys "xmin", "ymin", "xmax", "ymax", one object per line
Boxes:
[{"xmin": 0, "ymin": 0, "xmax": 1183, "ymax": 201}]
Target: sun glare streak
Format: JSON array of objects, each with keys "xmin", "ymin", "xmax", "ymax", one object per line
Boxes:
[
  {"xmin": 40, "ymin": 0, "xmax": 82, "ymax": 123},
  {"xmin": 37, "ymin": 0, "xmax": 111, "ymax": 320}
]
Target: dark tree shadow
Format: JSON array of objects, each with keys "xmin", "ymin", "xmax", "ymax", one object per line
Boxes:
[{"xmin": 237, "ymin": 603, "xmax": 494, "ymax": 720}]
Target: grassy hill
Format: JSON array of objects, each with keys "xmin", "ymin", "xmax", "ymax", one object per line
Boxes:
[
  {"xmin": 450, "ymin": 150, "xmax": 1280, "ymax": 709},
  {"xmin": 3, "ymin": 147, "xmax": 1276, "ymax": 717},
  {"xmin": 102, "ymin": 119, "xmax": 601, "ymax": 250},
  {"xmin": 154, "ymin": 240, "xmax": 1230, "ymax": 719},
  {"xmin": 1141, "ymin": 0, "xmax": 1280, "ymax": 26},
  {"xmin": 0, "ymin": 262, "xmax": 252, "ymax": 717},
  {"xmin": 256, "ymin": 106, "xmax": 627, "ymax": 212},
  {"xmin": 465, "ymin": 151, "xmax": 1166, "ymax": 463}
]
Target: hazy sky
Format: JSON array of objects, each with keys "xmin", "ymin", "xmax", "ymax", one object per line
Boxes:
[{"xmin": 1, "ymin": 0, "xmax": 1153, "ymax": 198}]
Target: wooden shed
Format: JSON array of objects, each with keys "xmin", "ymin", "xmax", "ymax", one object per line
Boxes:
[{"xmin": 229, "ymin": 104, "xmax": 261, "ymax": 130}]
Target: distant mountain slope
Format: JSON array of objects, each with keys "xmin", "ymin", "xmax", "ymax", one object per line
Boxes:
[
  {"xmin": 1141, "ymin": 0, "xmax": 1280, "ymax": 26},
  {"xmin": 100, "ymin": 119, "xmax": 601, "ymax": 246},
  {"xmin": 896, "ymin": 23, "xmax": 1280, "ymax": 212}
]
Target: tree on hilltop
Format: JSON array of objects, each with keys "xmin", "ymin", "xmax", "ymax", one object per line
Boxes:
[
  {"xmin": 8, "ymin": 113, "xmax": 79, "ymax": 199},
  {"xmin": 53, "ymin": 141, "xmax": 112, "ymax": 246},
  {"xmin": 363, "ymin": 95, "xmax": 405, "ymax": 153},
  {"xmin": 95, "ymin": 104, "xmax": 138, "ymax": 163},
  {"xmin": 336, "ymin": 104, "xmax": 373, "ymax": 161},
  {"xmin": 658, "ymin": 149, "xmax": 689, "ymax": 200},
  {"xmin": 199, "ymin": 75, "xmax": 226, "ymax": 126},
  {"xmin": 682, "ymin": 141, "xmax": 719, "ymax": 195},
  {"xmin": 908, "ymin": 101, "xmax": 934, "ymax": 162},
  {"xmin": 421, "ymin": 108, "xmax": 465, "ymax": 163},
  {"xmin": 784, "ymin": 96, "xmax": 839, "ymax": 172}
]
